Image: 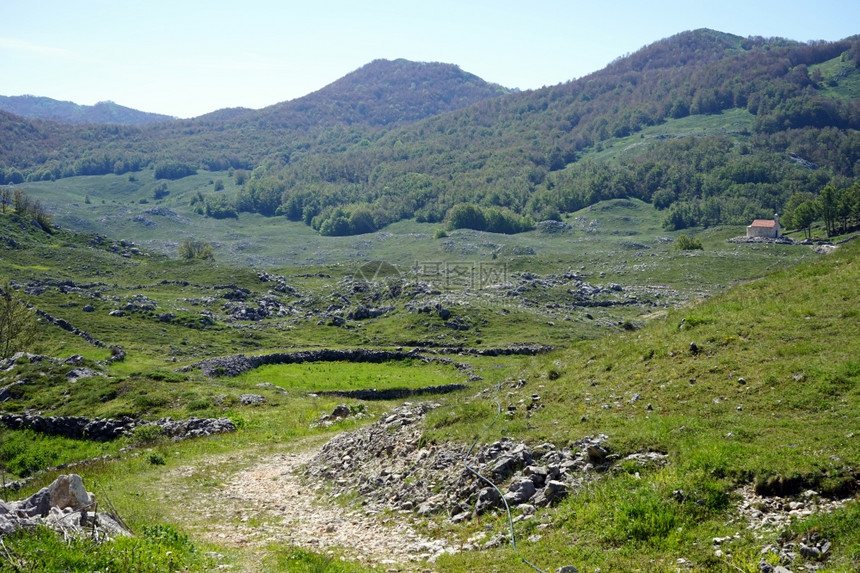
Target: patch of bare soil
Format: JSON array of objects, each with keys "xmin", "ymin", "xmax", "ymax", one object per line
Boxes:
[{"xmin": 169, "ymin": 446, "xmax": 444, "ymax": 572}]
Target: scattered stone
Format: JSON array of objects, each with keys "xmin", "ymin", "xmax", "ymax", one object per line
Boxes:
[{"xmin": 239, "ymin": 394, "xmax": 266, "ymax": 406}]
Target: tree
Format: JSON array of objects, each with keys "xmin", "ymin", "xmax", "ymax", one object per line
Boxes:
[
  {"xmin": 446, "ymin": 203, "xmax": 486, "ymax": 231},
  {"xmin": 792, "ymin": 201, "xmax": 818, "ymax": 239},
  {"xmin": 818, "ymin": 185, "xmax": 838, "ymax": 237},
  {"xmin": 178, "ymin": 239, "xmax": 214, "ymax": 261},
  {"xmin": 348, "ymin": 207, "xmax": 377, "ymax": 235},
  {"xmin": 0, "ymin": 188, "xmax": 10, "ymax": 213},
  {"xmin": 0, "ymin": 284, "xmax": 38, "ymax": 359},
  {"xmin": 153, "ymin": 182, "xmax": 169, "ymax": 200},
  {"xmin": 154, "ymin": 161, "xmax": 196, "ymax": 180}
]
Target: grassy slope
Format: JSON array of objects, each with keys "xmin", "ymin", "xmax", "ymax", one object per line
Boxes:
[{"xmin": 428, "ymin": 239, "xmax": 860, "ymax": 572}]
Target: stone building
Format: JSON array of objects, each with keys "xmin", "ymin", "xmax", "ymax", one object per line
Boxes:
[{"xmin": 746, "ymin": 214, "xmax": 781, "ymax": 238}]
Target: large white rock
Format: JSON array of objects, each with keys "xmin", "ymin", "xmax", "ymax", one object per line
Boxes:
[{"xmin": 48, "ymin": 474, "xmax": 95, "ymax": 510}]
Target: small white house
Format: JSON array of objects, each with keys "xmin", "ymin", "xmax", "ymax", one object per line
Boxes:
[{"xmin": 746, "ymin": 214, "xmax": 781, "ymax": 238}]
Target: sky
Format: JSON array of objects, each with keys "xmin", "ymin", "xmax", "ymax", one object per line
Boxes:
[{"xmin": 2, "ymin": 1, "xmax": 858, "ymax": 119}]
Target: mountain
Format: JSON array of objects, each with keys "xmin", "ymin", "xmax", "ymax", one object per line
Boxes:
[
  {"xmin": 0, "ymin": 95, "xmax": 175, "ymax": 125},
  {"xmin": 194, "ymin": 59, "xmax": 510, "ymax": 130},
  {"xmin": 1, "ymin": 30, "xmax": 859, "ymax": 234}
]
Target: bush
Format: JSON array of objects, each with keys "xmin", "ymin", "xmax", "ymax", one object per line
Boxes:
[
  {"xmin": 0, "ymin": 283, "xmax": 38, "ymax": 359},
  {"xmin": 446, "ymin": 203, "xmax": 534, "ymax": 234},
  {"xmin": 178, "ymin": 239, "xmax": 214, "ymax": 261},
  {"xmin": 130, "ymin": 425, "xmax": 163, "ymax": 445},
  {"xmin": 154, "ymin": 161, "xmax": 196, "ymax": 180},
  {"xmin": 153, "ymin": 182, "xmax": 169, "ymax": 200},
  {"xmin": 675, "ymin": 234, "xmax": 703, "ymax": 250}
]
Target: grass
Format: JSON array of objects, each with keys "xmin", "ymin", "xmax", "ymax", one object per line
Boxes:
[{"xmin": 234, "ymin": 359, "xmax": 466, "ymax": 393}]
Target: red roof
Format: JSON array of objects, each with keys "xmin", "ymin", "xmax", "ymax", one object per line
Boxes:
[{"xmin": 749, "ymin": 219, "xmax": 777, "ymax": 228}]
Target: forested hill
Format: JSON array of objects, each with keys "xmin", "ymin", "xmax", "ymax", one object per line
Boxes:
[
  {"xmin": 2, "ymin": 29, "xmax": 859, "ymax": 234},
  {"xmin": 0, "ymin": 95, "xmax": 175, "ymax": 125},
  {"xmin": 214, "ymin": 59, "xmax": 512, "ymax": 129}
]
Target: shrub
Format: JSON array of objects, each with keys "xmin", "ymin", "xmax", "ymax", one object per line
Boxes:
[
  {"xmin": 0, "ymin": 283, "xmax": 38, "ymax": 359},
  {"xmin": 154, "ymin": 161, "xmax": 196, "ymax": 180},
  {"xmin": 130, "ymin": 425, "xmax": 163, "ymax": 445},
  {"xmin": 675, "ymin": 234, "xmax": 703, "ymax": 250},
  {"xmin": 178, "ymin": 239, "xmax": 214, "ymax": 261},
  {"xmin": 153, "ymin": 182, "xmax": 169, "ymax": 199}
]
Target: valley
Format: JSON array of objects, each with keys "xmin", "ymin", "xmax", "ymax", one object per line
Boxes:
[{"xmin": 0, "ymin": 28, "xmax": 858, "ymax": 573}]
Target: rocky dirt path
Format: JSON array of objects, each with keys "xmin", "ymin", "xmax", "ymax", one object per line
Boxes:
[{"xmin": 167, "ymin": 444, "xmax": 446, "ymax": 572}]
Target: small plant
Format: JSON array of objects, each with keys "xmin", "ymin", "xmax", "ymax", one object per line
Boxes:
[
  {"xmin": 130, "ymin": 425, "xmax": 163, "ymax": 445},
  {"xmin": 147, "ymin": 452, "xmax": 166, "ymax": 466},
  {"xmin": 433, "ymin": 228, "xmax": 448, "ymax": 239}
]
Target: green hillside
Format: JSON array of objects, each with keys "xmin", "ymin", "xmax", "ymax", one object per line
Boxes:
[{"xmin": 2, "ymin": 30, "xmax": 859, "ymax": 240}]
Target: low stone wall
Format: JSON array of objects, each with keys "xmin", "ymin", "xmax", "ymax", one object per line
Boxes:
[
  {"xmin": 0, "ymin": 413, "xmax": 236, "ymax": 441},
  {"xmin": 316, "ymin": 383, "xmax": 468, "ymax": 401},
  {"xmin": 182, "ymin": 345, "xmax": 553, "ymax": 378}
]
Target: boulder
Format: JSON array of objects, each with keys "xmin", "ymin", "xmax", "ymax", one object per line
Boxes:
[{"xmin": 48, "ymin": 474, "xmax": 95, "ymax": 511}]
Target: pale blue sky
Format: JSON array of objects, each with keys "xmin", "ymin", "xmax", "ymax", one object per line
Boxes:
[{"xmin": 2, "ymin": 1, "xmax": 858, "ymax": 118}]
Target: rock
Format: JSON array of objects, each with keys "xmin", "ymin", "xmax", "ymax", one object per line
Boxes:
[
  {"xmin": 490, "ymin": 455, "xmax": 518, "ymax": 480},
  {"xmin": 330, "ymin": 404, "xmax": 351, "ymax": 419},
  {"xmin": 239, "ymin": 394, "xmax": 266, "ymax": 405},
  {"xmin": 556, "ymin": 567, "xmax": 579, "ymax": 573},
  {"xmin": 48, "ymin": 474, "xmax": 94, "ymax": 510},
  {"xmin": 0, "ymin": 474, "xmax": 128, "ymax": 540},
  {"xmin": 16, "ymin": 487, "xmax": 51, "ymax": 517},
  {"xmin": 66, "ymin": 367, "xmax": 99, "ymax": 381},
  {"xmin": 586, "ymin": 444, "xmax": 608, "ymax": 462},
  {"xmin": 504, "ymin": 479, "xmax": 537, "ymax": 505},
  {"xmin": 690, "ymin": 341, "xmax": 699, "ymax": 355},
  {"xmin": 533, "ymin": 479, "xmax": 569, "ymax": 507},
  {"xmin": 474, "ymin": 487, "xmax": 500, "ymax": 515},
  {"xmin": 799, "ymin": 544, "xmax": 821, "ymax": 559},
  {"xmin": 82, "ymin": 304, "xmax": 95, "ymax": 312},
  {"xmin": 524, "ymin": 465, "xmax": 548, "ymax": 487}
]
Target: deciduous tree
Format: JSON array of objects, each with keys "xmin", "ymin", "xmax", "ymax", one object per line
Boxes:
[{"xmin": 0, "ymin": 284, "xmax": 38, "ymax": 359}]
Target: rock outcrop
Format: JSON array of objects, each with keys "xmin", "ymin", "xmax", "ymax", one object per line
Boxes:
[
  {"xmin": 0, "ymin": 474, "xmax": 130, "ymax": 539},
  {"xmin": 304, "ymin": 402, "xmax": 667, "ymax": 524}
]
